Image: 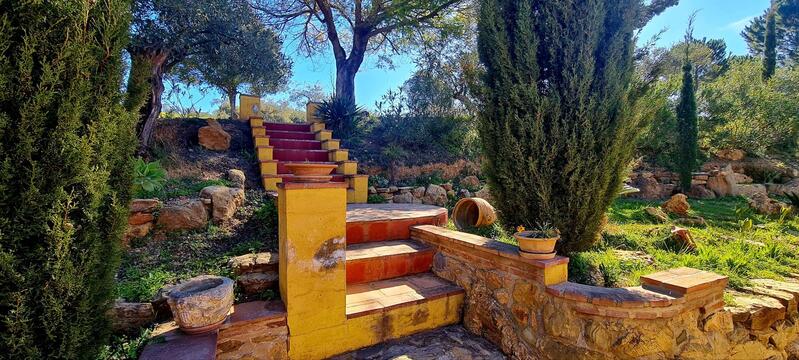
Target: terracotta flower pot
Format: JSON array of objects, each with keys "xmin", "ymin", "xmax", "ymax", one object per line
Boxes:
[
  {"xmin": 514, "ymin": 231, "xmax": 559, "ymax": 260},
  {"xmin": 284, "ymin": 163, "xmax": 338, "ymax": 183},
  {"xmin": 167, "ymin": 275, "xmax": 234, "ymax": 335}
]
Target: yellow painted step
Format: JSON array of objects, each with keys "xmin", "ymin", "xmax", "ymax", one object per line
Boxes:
[
  {"xmin": 329, "ymin": 149, "xmax": 348, "ymax": 162},
  {"xmin": 249, "ymin": 117, "xmax": 264, "ymax": 128},
  {"xmin": 257, "ymin": 146, "xmax": 273, "ymax": 161},
  {"xmin": 310, "ymin": 122, "xmax": 325, "ymax": 132},
  {"xmin": 261, "ymin": 175, "xmax": 281, "ymax": 191},
  {"xmin": 253, "ymin": 135, "xmax": 269, "ymax": 147},
  {"xmin": 252, "ymin": 127, "xmax": 266, "ymax": 137},
  {"xmin": 322, "ymin": 139, "xmax": 340, "ymax": 150},
  {"xmin": 337, "ymin": 161, "xmax": 357, "ymax": 175},
  {"xmin": 316, "ymin": 130, "xmax": 333, "ymax": 141},
  {"xmin": 260, "ymin": 160, "xmax": 278, "ymax": 175}
]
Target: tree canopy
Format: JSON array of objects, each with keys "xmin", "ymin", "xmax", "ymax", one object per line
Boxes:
[{"xmin": 743, "ymin": 0, "xmax": 799, "ymax": 65}]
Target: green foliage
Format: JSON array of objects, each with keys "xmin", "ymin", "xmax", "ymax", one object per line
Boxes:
[
  {"xmin": 0, "ymin": 0, "xmax": 136, "ymax": 357},
  {"xmin": 115, "ymin": 269, "xmax": 174, "ymax": 303},
  {"xmin": 476, "ymin": 0, "xmax": 647, "ymax": 253},
  {"xmin": 367, "ymin": 195, "xmax": 388, "ymax": 204},
  {"xmin": 702, "ymin": 59, "xmax": 799, "ymax": 156},
  {"xmin": 132, "ymin": 158, "xmax": 167, "ymax": 195},
  {"xmin": 764, "ymin": 9, "xmax": 778, "ymax": 80},
  {"xmin": 252, "ymin": 201, "xmax": 278, "ymax": 237},
  {"xmin": 786, "ymin": 192, "xmax": 799, "ymax": 208},
  {"xmin": 676, "ymin": 62, "xmax": 699, "ymax": 192},
  {"xmin": 316, "ymin": 95, "xmax": 368, "ymax": 145},
  {"xmin": 99, "ymin": 327, "xmax": 154, "ymax": 360},
  {"xmin": 743, "ymin": 0, "xmax": 799, "ymax": 65}
]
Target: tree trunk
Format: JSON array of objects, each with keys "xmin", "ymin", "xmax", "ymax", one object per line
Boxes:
[
  {"xmin": 335, "ymin": 64, "xmax": 357, "ymax": 106},
  {"xmin": 228, "ymin": 90, "xmax": 238, "ymax": 120},
  {"xmin": 135, "ymin": 50, "xmax": 169, "ymax": 150}
]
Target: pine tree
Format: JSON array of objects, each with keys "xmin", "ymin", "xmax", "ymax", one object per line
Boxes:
[
  {"xmin": 743, "ymin": 0, "xmax": 799, "ymax": 65},
  {"xmin": 0, "ymin": 0, "xmax": 136, "ymax": 357},
  {"xmin": 676, "ymin": 62, "xmax": 699, "ymax": 192},
  {"xmin": 477, "ymin": 0, "xmax": 673, "ymax": 253},
  {"xmin": 764, "ymin": 8, "xmax": 778, "ymax": 80}
]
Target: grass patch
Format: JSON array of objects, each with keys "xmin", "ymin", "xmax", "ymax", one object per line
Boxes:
[{"xmin": 459, "ymin": 197, "xmax": 799, "ymax": 290}]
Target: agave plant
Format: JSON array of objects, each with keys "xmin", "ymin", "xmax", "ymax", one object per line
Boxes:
[
  {"xmin": 133, "ymin": 157, "xmax": 167, "ymax": 194},
  {"xmin": 315, "ymin": 95, "xmax": 367, "ymax": 141}
]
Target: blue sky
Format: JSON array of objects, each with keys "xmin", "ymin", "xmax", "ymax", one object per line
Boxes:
[{"xmin": 179, "ymin": 0, "xmax": 770, "ymax": 113}]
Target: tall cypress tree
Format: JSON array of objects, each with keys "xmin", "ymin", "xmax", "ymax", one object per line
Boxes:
[
  {"xmin": 676, "ymin": 62, "xmax": 698, "ymax": 192},
  {"xmin": 477, "ymin": 0, "xmax": 673, "ymax": 253},
  {"xmin": 763, "ymin": 7, "xmax": 778, "ymax": 80},
  {"xmin": 0, "ymin": 0, "xmax": 136, "ymax": 357}
]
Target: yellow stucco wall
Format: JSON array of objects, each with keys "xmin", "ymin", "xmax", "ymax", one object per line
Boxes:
[{"xmin": 240, "ymin": 94, "xmax": 262, "ymax": 121}]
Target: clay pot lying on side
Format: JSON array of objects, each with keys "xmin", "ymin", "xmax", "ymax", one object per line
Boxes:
[{"xmin": 167, "ymin": 275, "xmax": 234, "ymax": 335}]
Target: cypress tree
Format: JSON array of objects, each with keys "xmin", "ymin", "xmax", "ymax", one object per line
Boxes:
[
  {"xmin": 676, "ymin": 62, "xmax": 699, "ymax": 192},
  {"xmin": 0, "ymin": 0, "xmax": 136, "ymax": 358},
  {"xmin": 763, "ymin": 8, "xmax": 778, "ymax": 80},
  {"xmin": 477, "ymin": 0, "xmax": 656, "ymax": 253}
]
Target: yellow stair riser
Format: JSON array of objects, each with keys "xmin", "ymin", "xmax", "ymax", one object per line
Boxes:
[
  {"xmin": 252, "ymin": 127, "xmax": 266, "ymax": 137},
  {"xmin": 249, "ymin": 118, "xmax": 264, "ymax": 128},
  {"xmin": 254, "ymin": 136, "xmax": 269, "ymax": 147},
  {"xmin": 322, "ymin": 140, "xmax": 340, "ymax": 150},
  {"xmin": 329, "ymin": 150, "xmax": 348, "ymax": 162},
  {"xmin": 316, "ymin": 130, "xmax": 333, "ymax": 141},
  {"xmin": 337, "ymin": 162, "xmax": 357, "ymax": 175},
  {"xmin": 260, "ymin": 162, "xmax": 277, "ymax": 175},
  {"xmin": 262, "ymin": 177, "xmax": 281, "ymax": 191},
  {"xmin": 310, "ymin": 122, "xmax": 325, "ymax": 132},
  {"xmin": 257, "ymin": 147, "xmax": 273, "ymax": 161}
]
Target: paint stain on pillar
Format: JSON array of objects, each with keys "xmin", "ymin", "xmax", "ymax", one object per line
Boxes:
[{"xmin": 313, "ymin": 237, "xmax": 345, "ymax": 271}]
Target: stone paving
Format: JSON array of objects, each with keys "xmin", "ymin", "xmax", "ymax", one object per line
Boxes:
[{"xmin": 332, "ymin": 325, "xmax": 506, "ymax": 360}]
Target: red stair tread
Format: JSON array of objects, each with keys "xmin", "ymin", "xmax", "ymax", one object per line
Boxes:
[
  {"xmin": 273, "ymin": 148, "xmax": 329, "ymax": 162},
  {"xmin": 264, "ymin": 174, "xmax": 346, "ymax": 183},
  {"xmin": 265, "ymin": 130, "xmax": 316, "ymax": 140},
  {"xmin": 264, "ymin": 122, "xmax": 311, "ymax": 132},
  {"xmin": 346, "ymin": 240, "xmax": 434, "ymax": 284},
  {"xmin": 269, "ymin": 138, "xmax": 323, "ymax": 150},
  {"xmin": 345, "ymin": 273, "xmax": 463, "ymax": 318}
]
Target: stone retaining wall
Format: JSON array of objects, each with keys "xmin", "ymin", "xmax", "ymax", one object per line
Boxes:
[{"xmin": 411, "ymin": 225, "xmax": 799, "ymax": 360}]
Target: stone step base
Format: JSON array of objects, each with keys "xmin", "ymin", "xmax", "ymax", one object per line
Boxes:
[
  {"xmin": 346, "ymin": 204, "xmax": 448, "ymax": 244},
  {"xmin": 346, "ymin": 239, "xmax": 434, "ymax": 284}
]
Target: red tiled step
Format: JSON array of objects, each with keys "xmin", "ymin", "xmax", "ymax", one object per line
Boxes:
[
  {"xmin": 276, "ymin": 161, "xmax": 337, "ymax": 174},
  {"xmin": 264, "ymin": 122, "xmax": 311, "ymax": 132},
  {"xmin": 264, "ymin": 173, "xmax": 346, "ymax": 183},
  {"xmin": 346, "ymin": 204, "xmax": 448, "ymax": 244},
  {"xmin": 346, "ymin": 240, "xmax": 434, "ymax": 285},
  {"xmin": 346, "ymin": 273, "xmax": 464, "ymax": 319},
  {"xmin": 269, "ymin": 138, "xmax": 322, "ymax": 150},
  {"xmin": 265, "ymin": 130, "xmax": 316, "ymax": 140},
  {"xmin": 273, "ymin": 148, "xmax": 329, "ymax": 162}
]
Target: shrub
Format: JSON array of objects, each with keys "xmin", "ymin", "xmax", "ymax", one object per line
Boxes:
[
  {"xmin": 0, "ymin": 0, "xmax": 136, "ymax": 357},
  {"xmin": 477, "ymin": 0, "xmax": 648, "ymax": 253},
  {"xmin": 315, "ymin": 95, "xmax": 368, "ymax": 146},
  {"xmin": 133, "ymin": 158, "xmax": 167, "ymax": 195}
]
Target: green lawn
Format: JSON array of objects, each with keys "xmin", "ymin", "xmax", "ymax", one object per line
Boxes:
[{"xmin": 455, "ymin": 197, "xmax": 799, "ymax": 290}]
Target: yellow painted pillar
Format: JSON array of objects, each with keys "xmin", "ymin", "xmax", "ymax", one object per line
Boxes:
[
  {"xmin": 240, "ymin": 94, "xmax": 261, "ymax": 121},
  {"xmin": 306, "ymin": 102, "xmax": 323, "ymax": 123},
  {"xmin": 278, "ymin": 182, "xmax": 349, "ymax": 359}
]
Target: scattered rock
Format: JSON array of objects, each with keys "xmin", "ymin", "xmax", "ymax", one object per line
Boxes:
[
  {"xmin": 687, "ymin": 185, "xmax": 716, "ymax": 199},
  {"xmin": 128, "ymin": 212, "xmax": 155, "ymax": 226},
  {"xmin": 237, "ymin": 272, "xmax": 278, "ymax": 295},
  {"xmin": 731, "ymin": 184, "xmax": 768, "ymax": 198},
  {"xmin": 459, "ymin": 176, "xmax": 481, "ymax": 190},
  {"xmin": 392, "ymin": 192, "xmax": 415, "ymax": 204},
  {"xmin": 130, "ymin": 198, "xmax": 162, "ymax": 213},
  {"xmin": 199, "ymin": 186, "xmax": 245, "ymax": 224},
  {"xmin": 670, "ymin": 226, "xmax": 697, "ymax": 251},
  {"xmin": 388, "ymin": 186, "xmax": 399, "ymax": 193},
  {"xmin": 412, "ymin": 186, "xmax": 426, "ymax": 199},
  {"xmin": 108, "ymin": 301, "xmax": 155, "ymax": 333},
  {"xmin": 368, "ymin": 186, "xmax": 377, "ymax": 195},
  {"xmin": 644, "ymin": 207, "xmax": 669, "ymax": 223},
  {"xmin": 748, "ymin": 193, "xmax": 790, "ymax": 216},
  {"xmin": 126, "ymin": 222, "xmax": 153, "ymax": 239},
  {"xmin": 662, "ymin": 194, "xmax": 690, "ymax": 217},
  {"xmin": 228, "ymin": 252, "xmax": 278, "ymax": 275},
  {"xmin": 728, "ymin": 293, "xmax": 786, "ymax": 331},
  {"xmin": 716, "ymin": 149, "xmax": 746, "ymax": 161},
  {"xmin": 227, "ymin": 169, "xmax": 246, "ymax": 188},
  {"xmin": 441, "ymin": 183, "xmax": 453, "ymax": 192},
  {"xmin": 673, "ymin": 216, "xmax": 707, "ymax": 227},
  {"xmin": 768, "ymin": 179, "xmax": 799, "ymax": 196},
  {"xmin": 422, "ymin": 184, "xmax": 448, "ymax": 206},
  {"xmin": 198, "ymin": 120, "xmax": 231, "ymax": 151},
  {"xmin": 156, "ymin": 199, "xmax": 208, "ymax": 232},
  {"xmin": 475, "ymin": 186, "xmax": 493, "ymax": 204}
]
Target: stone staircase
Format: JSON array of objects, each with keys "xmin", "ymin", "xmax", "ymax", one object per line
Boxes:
[
  {"xmin": 343, "ymin": 204, "xmax": 463, "ymax": 327},
  {"xmin": 249, "ymin": 117, "xmax": 368, "ymax": 203}
]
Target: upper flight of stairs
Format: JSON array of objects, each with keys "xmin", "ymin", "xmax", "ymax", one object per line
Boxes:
[
  {"xmin": 343, "ymin": 204, "xmax": 463, "ymax": 334},
  {"xmin": 249, "ymin": 117, "xmax": 368, "ymax": 203}
]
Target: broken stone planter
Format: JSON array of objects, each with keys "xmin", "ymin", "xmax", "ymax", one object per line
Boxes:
[{"xmin": 167, "ymin": 275, "xmax": 234, "ymax": 335}]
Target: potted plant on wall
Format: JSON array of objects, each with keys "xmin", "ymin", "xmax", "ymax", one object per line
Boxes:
[{"xmin": 514, "ymin": 223, "xmax": 560, "ymax": 260}]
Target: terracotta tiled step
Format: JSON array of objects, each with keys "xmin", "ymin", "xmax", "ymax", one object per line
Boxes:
[
  {"xmin": 346, "ymin": 204, "xmax": 448, "ymax": 244},
  {"xmin": 265, "ymin": 130, "xmax": 316, "ymax": 140},
  {"xmin": 346, "ymin": 273, "xmax": 464, "ymax": 319},
  {"xmin": 273, "ymin": 148, "xmax": 329, "ymax": 162},
  {"xmin": 264, "ymin": 122, "xmax": 311, "ymax": 132},
  {"xmin": 269, "ymin": 138, "xmax": 323, "ymax": 150},
  {"xmin": 346, "ymin": 240, "xmax": 434, "ymax": 284}
]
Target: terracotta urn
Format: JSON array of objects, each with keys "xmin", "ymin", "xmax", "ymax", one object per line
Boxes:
[
  {"xmin": 167, "ymin": 275, "xmax": 234, "ymax": 335},
  {"xmin": 284, "ymin": 163, "xmax": 338, "ymax": 183},
  {"xmin": 514, "ymin": 230, "xmax": 560, "ymax": 260}
]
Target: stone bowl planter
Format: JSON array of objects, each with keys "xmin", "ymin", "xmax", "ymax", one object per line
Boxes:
[
  {"xmin": 514, "ymin": 231, "xmax": 559, "ymax": 260},
  {"xmin": 167, "ymin": 275, "xmax": 234, "ymax": 335},
  {"xmin": 284, "ymin": 163, "xmax": 338, "ymax": 183}
]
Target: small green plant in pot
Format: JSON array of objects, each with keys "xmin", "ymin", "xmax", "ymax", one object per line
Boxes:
[{"xmin": 514, "ymin": 223, "xmax": 560, "ymax": 260}]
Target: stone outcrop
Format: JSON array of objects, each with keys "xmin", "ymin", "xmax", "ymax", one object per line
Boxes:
[
  {"xmin": 227, "ymin": 169, "xmax": 246, "ymax": 189},
  {"xmin": 670, "ymin": 226, "xmax": 697, "ymax": 251},
  {"xmin": 748, "ymin": 193, "xmax": 790, "ymax": 216},
  {"xmin": 662, "ymin": 194, "xmax": 690, "ymax": 217},
  {"xmin": 157, "ymin": 199, "xmax": 208, "ymax": 232},
  {"xmin": 422, "ymin": 184, "xmax": 448, "ymax": 206},
  {"xmin": 768, "ymin": 179, "xmax": 799, "ymax": 196},
  {"xmin": 228, "ymin": 252, "xmax": 279, "ymax": 296},
  {"xmin": 371, "ymin": 184, "xmax": 458, "ymax": 205},
  {"xmin": 108, "ymin": 300, "xmax": 155, "ymax": 333},
  {"xmin": 124, "ymin": 199, "xmax": 162, "ymax": 244},
  {"xmin": 459, "ymin": 175, "xmax": 481, "ymax": 190},
  {"xmin": 198, "ymin": 120, "xmax": 231, "ymax": 151},
  {"xmin": 200, "ymin": 186, "xmax": 245, "ymax": 224}
]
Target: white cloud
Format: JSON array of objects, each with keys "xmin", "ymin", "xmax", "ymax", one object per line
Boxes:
[{"xmin": 725, "ymin": 16, "xmax": 756, "ymax": 31}]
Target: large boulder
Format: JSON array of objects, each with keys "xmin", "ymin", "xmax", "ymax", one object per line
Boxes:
[
  {"xmin": 767, "ymin": 179, "xmax": 799, "ymax": 196},
  {"xmin": 226, "ymin": 169, "xmax": 246, "ymax": 189},
  {"xmin": 198, "ymin": 120, "xmax": 231, "ymax": 151},
  {"xmin": 662, "ymin": 194, "xmax": 690, "ymax": 217},
  {"xmin": 157, "ymin": 199, "xmax": 208, "ymax": 231},
  {"xmin": 392, "ymin": 191, "xmax": 415, "ymax": 204},
  {"xmin": 130, "ymin": 198, "xmax": 161, "ymax": 213},
  {"xmin": 731, "ymin": 184, "xmax": 767, "ymax": 198},
  {"xmin": 629, "ymin": 175, "xmax": 666, "ymax": 200},
  {"xmin": 748, "ymin": 193, "xmax": 789, "ymax": 216},
  {"xmin": 108, "ymin": 301, "xmax": 155, "ymax": 333},
  {"xmin": 422, "ymin": 184, "xmax": 448, "ymax": 206},
  {"xmin": 459, "ymin": 175, "xmax": 481, "ymax": 190},
  {"xmin": 687, "ymin": 185, "xmax": 716, "ymax": 199},
  {"xmin": 199, "ymin": 186, "xmax": 245, "ymax": 224}
]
